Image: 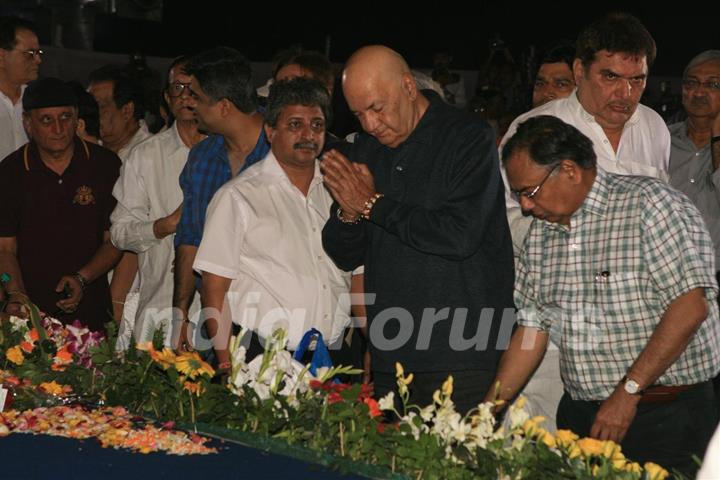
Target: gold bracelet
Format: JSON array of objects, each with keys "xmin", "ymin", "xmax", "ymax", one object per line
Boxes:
[
  {"xmin": 361, "ymin": 193, "xmax": 384, "ymax": 220},
  {"xmin": 336, "ymin": 207, "xmax": 361, "ymax": 224}
]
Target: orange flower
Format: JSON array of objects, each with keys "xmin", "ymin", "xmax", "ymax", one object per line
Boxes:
[
  {"xmin": 363, "ymin": 397, "xmax": 381, "ymax": 418},
  {"xmin": 19, "ymin": 341, "xmax": 34, "ymax": 354},
  {"xmin": 5, "ymin": 346, "xmax": 24, "ymax": 365},
  {"xmin": 54, "ymin": 345, "xmax": 73, "ymax": 365},
  {"xmin": 150, "ymin": 348, "xmax": 177, "ymax": 370},
  {"xmin": 39, "ymin": 381, "xmax": 71, "ymax": 396},
  {"xmin": 174, "ymin": 351, "xmax": 214, "ymax": 379},
  {"xmin": 183, "ymin": 381, "xmax": 204, "ymax": 396},
  {"xmin": 28, "ymin": 329, "xmax": 39, "ymax": 342}
]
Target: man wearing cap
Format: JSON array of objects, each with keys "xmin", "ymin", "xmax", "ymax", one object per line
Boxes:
[{"xmin": 0, "ymin": 77, "xmax": 122, "ymax": 331}]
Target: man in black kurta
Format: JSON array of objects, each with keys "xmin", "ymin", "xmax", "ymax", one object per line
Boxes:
[{"xmin": 321, "ymin": 46, "xmax": 514, "ymax": 413}]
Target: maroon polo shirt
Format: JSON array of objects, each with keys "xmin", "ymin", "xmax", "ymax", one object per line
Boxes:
[{"xmin": 0, "ymin": 137, "xmax": 121, "ymax": 331}]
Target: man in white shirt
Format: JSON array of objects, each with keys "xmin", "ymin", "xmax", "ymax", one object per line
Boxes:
[
  {"xmin": 110, "ymin": 56, "xmax": 206, "ymax": 348},
  {"xmin": 89, "ymin": 66, "xmax": 152, "ymax": 330},
  {"xmin": 0, "ymin": 17, "xmax": 41, "ymax": 162},
  {"xmin": 194, "ymin": 77, "xmax": 353, "ymax": 369},
  {"xmin": 499, "ymin": 13, "xmax": 671, "ymax": 433}
]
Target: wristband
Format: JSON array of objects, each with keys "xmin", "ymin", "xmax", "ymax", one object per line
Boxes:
[
  {"xmin": 361, "ymin": 193, "xmax": 384, "ymax": 220},
  {"xmin": 72, "ymin": 272, "xmax": 87, "ymax": 291}
]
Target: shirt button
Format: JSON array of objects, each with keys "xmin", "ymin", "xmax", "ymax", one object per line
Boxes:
[
  {"xmin": 312, "ymin": 227, "xmax": 317, "ymax": 232},
  {"xmin": 695, "ymin": 152, "xmax": 700, "ymax": 156},
  {"xmin": 396, "ymin": 165, "xmax": 404, "ymax": 171},
  {"xmin": 603, "ymin": 139, "xmax": 609, "ymax": 144},
  {"xmin": 322, "ymin": 284, "xmax": 327, "ymax": 290},
  {"xmin": 317, "ymin": 255, "xmax": 323, "ymax": 261},
  {"xmin": 58, "ymin": 179, "xmax": 63, "ymax": 184},
  {"xmin": 690, "ymin": 178, "xmax": 696, "ymax": 184}
]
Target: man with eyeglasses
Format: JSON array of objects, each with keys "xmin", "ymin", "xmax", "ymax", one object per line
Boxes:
[
  {"xmin": 497, "ymin": 13, "xmax": 671, "ymax": 435},
  {"xmin": 109, "ymin": 56, "xmax": 206, "ymax": 349},
  {"xmin": 668, "ymin": 50, "xmax": 720, "ymax": 403},
  {"xmin": 491, "ymin": 115, "xmax": 719, "ymax": 476},
  {"xmin": 0, "ymin": 17, "xmax": 42, "ymax": 163},
  {"xmin": 0, "ymin": 78, "xmax": 122, "ymax": 331}
]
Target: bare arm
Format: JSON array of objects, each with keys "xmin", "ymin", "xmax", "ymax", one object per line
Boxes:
[
  {"xmin": 173, "ymin": 244, "xmax": 198, "ymax": 350},
  {"xmin": 108, "ymin": 251, "xmax": 138, "ymax": 322},
  {"xmin": 200, "ymin": 270, "xmax": 233, "ymax": 366},
  {"xmin": 591, "ymin": 287, "xmax": 709, "ymax": 442},
  {"xmin": 484, "ymin": 326, "xmax": 549, "ymax": 407},
  {"xmin": 56, "ymin": 231, "xmax": 123, "ymax": 313},
  {"xmin": 0, "ymin": 237, "xmax": 28, "ymax": 317},
  {"xmin": 153, "ymin": 204, "xmax": 183, "ymax": 239}
]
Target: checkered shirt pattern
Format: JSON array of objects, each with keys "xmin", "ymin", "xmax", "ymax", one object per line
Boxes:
[{"xmin": 515, "ymin": 169, "xmax": 720, "ymax": 400}]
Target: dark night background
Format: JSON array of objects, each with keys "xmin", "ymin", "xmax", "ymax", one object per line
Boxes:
[{"xmin": 2, "ymin": 1, "xmax": 719, "ymax": 75}]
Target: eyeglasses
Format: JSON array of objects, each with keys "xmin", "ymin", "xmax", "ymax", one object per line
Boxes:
[
  {"xmin": 511, "ymin": 163, "xmax": 560, "ymax": 200},
  {"xmin": 167, "ymin": 82, "xmax": 192, "ymax": 97},
  {"xmin": 14, "ymin": 48, "xmax": 43, "ymax": 60},
  {"xmin": 682, "ymin": 79, "xmax": 720, "ymax": 91}
]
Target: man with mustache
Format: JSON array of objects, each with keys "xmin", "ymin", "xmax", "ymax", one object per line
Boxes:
[
  {"xmin": 109, "ymin": 56, "xmax": 206, "ymax": 348},
  {"xmin": 497, "ymin": 13, "xmax": 671, "ymax": 433},
  {"xmin": 194, "ymin": 77, "xmax": 353, "ymax": 365},
  {"xmin": 668, "ymin": 50, "xmax": 720, "ymax": 403}
]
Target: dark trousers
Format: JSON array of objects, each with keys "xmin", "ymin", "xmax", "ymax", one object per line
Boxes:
[
  {"xmin": 373, "ymin": 369, "xmax": 496, "ymax": 415},
  {"xmin": 556, "ymin": 382, "xmax": 718, "ymax": 477}
]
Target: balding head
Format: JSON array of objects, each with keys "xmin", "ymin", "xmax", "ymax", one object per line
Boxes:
[{"xmin": 342, "ymin": 45, "xmax": 428, "ymax": 148}]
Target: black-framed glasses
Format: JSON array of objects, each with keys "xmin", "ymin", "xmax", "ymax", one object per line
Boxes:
[
  {"xmin": 14, "ymin": 48, "xmax": 43, "ymax": 60},
  {"xmin": 167, "ymin": 82, "xmax": 192, "ymax": 97},
  {"xmin": 511, "ymin": 163, "xmax": 561, "ymax": 200},
  {"xmin": 682, "ymin": 79, "xmax": 720, "ymax": 91}
]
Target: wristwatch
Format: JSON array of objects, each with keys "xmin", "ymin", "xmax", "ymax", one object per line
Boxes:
[{"xmin": 621, "ymin": 375, "xmax": 643, "ymax": 395}]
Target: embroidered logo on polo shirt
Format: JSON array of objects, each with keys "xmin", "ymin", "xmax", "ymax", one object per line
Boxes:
[{"xmin": 73, "ymin": 186, "xmax": 96, "ymax": 205}]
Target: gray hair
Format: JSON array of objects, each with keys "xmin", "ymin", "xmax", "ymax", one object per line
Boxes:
[{"xmin": 683, "ymin": 50, "xmax": 720, "ymax": 78}]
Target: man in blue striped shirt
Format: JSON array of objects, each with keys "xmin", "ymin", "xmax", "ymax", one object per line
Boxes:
[{"xmin": 173, "ymin": 47, "xmax": 270, "ymax": 351}]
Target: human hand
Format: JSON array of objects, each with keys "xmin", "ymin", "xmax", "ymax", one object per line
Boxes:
[
  {"xmin": 176, "ymin": 321, "xmax": 193, "ymax": 353},
  {"xmin": 4, "ymin": 291, "xmax": 29, "ymax": 318},
  {"xmin": 153, "ymin": 203, "xmax": 183, "ymax": 239},
  {"xmin": 321, "ymin": 149, "xmax": 375, "ymax": 219},
  {"xmin": 590, "ymin": 387, "xmax": 639, "ymax": 442},
  {"xmin": 54, "ymin": 275, "xmax": 84, "ymax": 313}
]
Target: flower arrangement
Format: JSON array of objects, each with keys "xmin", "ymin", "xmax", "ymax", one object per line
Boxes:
[{"xmin": 0, "ymin": 313, "xmax": 682, "ymax": 478}]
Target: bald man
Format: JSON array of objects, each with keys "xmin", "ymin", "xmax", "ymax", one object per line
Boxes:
[{"xmin": 321, "ymin": 46, "xmax": 515, "ymax": 413}]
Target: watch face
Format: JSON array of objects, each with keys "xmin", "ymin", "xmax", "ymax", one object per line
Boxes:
[{"xmin": 624, "ymin": 379, "xmax": 640, "ymax": 394}]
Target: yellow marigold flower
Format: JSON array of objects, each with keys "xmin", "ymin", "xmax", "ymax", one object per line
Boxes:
[
  {"xmin": 175, "ymin": 351, "xmax": 215, "ymax": 379},
  {"xmin": 395, "ymin": 362, "xmax": 404, "ymax": 379},
  {"xmin": 538, "ymin": 429, "xmax": 556, "ymax": 449},
  {"xmin": 6, "ymin": 345, "xmax": 24, "ymax": 365},
  {"xmin": 514, "ymin": 395, "xmax": 526, "ymax": 409},
  {"xmin": 601, "ymin": 440, "xmax": 626, "ymax": 470},
  {"xmin": 441, "ymin": 375, "xmax": 454, "ymax": 397},
  {"xmin": 555, "ymin": 429, "xmax": 579, "ymax": 449},
  {"xmin": 522, "ymin": 416, "xmax": 546, "ymax": 436},
  {"xmin": 150, "ymin": 348, "xmax": 177, "ymax": 370},
  {"xmin": 625, "ymin": 462, "xmax": 642, "ymax": 474},
  {"xmin": 644, "ymin": 462, "xmax": 669, "ymax": 480},
  {"xmin": 568, "ymin": 444, "xmax": 582, "ymax": 459},
  {"xmin": 39, "ymin": 381, "xmax": 65, "ymax": 396},
  {"xmin": 576, "ymin": 437, "xmax": 604, "ymax": 457}
]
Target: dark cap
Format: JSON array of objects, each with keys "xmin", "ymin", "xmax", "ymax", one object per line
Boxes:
[{"xmin": 23, "ymin": 77, "xmax": 78, "ymax": 112}]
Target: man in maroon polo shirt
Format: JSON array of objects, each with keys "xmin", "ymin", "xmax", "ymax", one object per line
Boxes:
[{"xmin": 0, "ymin": 77, "xmax": 122, "ymax": 331}]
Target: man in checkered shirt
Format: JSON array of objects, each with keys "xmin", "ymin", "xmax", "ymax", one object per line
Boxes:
[{"xmin": 487, "ymin": 115, "xmax": 720, "ymax": 475}]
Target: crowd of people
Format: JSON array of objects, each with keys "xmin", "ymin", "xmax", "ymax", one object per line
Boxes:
[{"xmin": 0, "ymin": 12, "xmax": 719, "ymax": 477}]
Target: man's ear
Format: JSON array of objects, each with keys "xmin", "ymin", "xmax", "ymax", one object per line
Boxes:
[
  {"xmin": 572, "ymin": 58, "xmax": 585, "ymax": 84},
  {"xmin": 76, "ymin": 118, "xmax": 87, "ymax": 135},
  {"xmin": 561, "ymin": 159, "xmax": 584, "ymax": 185},
  {"xmin": 121, "ymin": 101, "xmax": 135, "ymax": 121},
  {"xmin": 401, "ymin": 72, "xmax": 418, "ymax": 100},
  {"xmin": 264, "ymin": 123, "xmax": 274, "ymax": 143}
]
